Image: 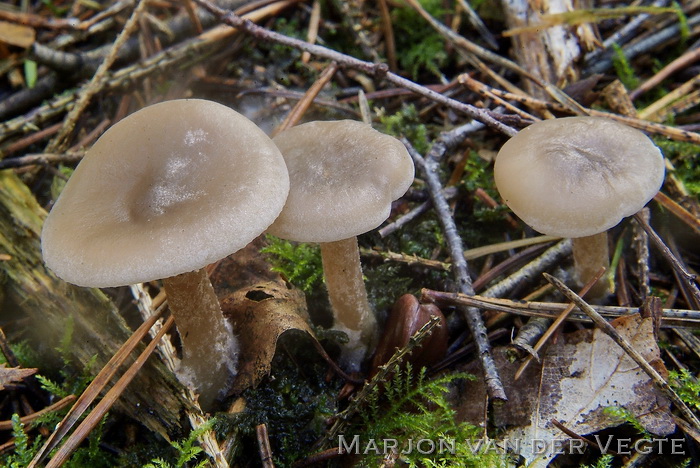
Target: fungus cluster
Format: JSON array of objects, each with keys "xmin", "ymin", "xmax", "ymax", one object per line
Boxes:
[
  {"xmin": 41, "ymin": 100, "xmax": 414, "ymax": 405},
  {"xmin": 494, "ymin": 116, "xmax": 665, "ymax": 296}
]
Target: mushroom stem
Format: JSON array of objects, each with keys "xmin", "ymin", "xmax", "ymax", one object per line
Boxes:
[
  {"xmin": 320, "ymin": 237, "xmax": 377, "ymax": 369},
  {"xmin": 162, "ymin": 269, "xmax": 238, "ymax": 409},
  {"xmin": 571, "ymin": 233, "xmax": 611, "ymax": 298}
]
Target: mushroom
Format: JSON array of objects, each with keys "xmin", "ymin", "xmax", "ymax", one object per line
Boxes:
[
  {"xmin": 267, "ymin": 120, "xmax": 414, "ymax": 369},
  {"xmin": 41, "ymin": 99, "xmax": 290, "ymax": 408},
  {"xmin": 494, "ymin": 116, "xmax": 665, "ymax": 297}
]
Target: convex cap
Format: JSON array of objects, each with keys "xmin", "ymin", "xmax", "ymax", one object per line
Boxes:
[
  {"xmin": 494, "ymin": 116, "xmax": 665, "ymax": 238},
  {"xmin": 268, "ymin": 120, "xmax": 414, "ymax": 242},
  {"xmin": 42, "ymin": 99, "xmax": 289, "ymax": 287}
]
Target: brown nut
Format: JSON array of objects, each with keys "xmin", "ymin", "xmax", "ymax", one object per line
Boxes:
[{"xmin": 370, "ymin": 294, "xmax": 448, "ymax": 376}]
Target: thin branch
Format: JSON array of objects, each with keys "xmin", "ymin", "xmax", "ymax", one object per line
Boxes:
[
  {"xmin": 480, "ymin": 240, "xmax": 572, "ymax": 298},
  {"xmin": 256, "ymin": 423, "xmax": 275, "ymax": 468},
  {"xmin": 0, "ymin": 152, "xmax": 84, "ymax": 170},
  {"xmin": 360, "ymin": 247, "xmax": 451, "ymax": 271},
  {"xmin": 404, "ymin": 138, "xmax": 506, "ymax": 401},
  {"xmin": 514, "ymin": 267, "xmax": 606, "ymax": 380},
  {"xmin": 378, "ymin": 187, "xmax": 459, "ymax": 237},
  {"xmin": 630, "ymin": 45, "xmax": 700, "ymax": 100},
  {"xmin": 421, "ymin": 289, "xmax": 700, "ymax": 328},
  {"xmin": 634, "ymin": 212, "xmax": 700, "ymax": 306},
  {"xmin": 0, "ymin": 396, "xmax": 76, "ymax": 431}
]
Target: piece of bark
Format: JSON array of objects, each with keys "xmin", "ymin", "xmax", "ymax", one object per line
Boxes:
[
  {"xmin": 501, "ymin": 0, "xmax": 583, "ymax": 95},
  {"xmin": 0, "ymin": 170, "xmax": 189, "ymax": 439}
]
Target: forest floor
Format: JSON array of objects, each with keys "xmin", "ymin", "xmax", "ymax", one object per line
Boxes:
[{"xmin": 0, "ymin": 0, "xmax": 699, "ymax": 466}]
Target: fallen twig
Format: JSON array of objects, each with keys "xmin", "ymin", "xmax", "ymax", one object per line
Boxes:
[
  {"xmin": 405, "ymin": 138, "xmax": 506, "ymax": 401},
  {"xmin": 514, "ymin": 267, "xmax": 606, "ymax": 380},
  {"xmin": 46, "ymin": 0, "xmax": 150, "ymax": 153},
  {"xmin": 480, "ymin": 240, "xmax": 572, "ymax": 298},
  {"xmin": 421, "ymin": 289, "xmax": 700, "ymax": 328},
  {"xmin": 634, "ymin": 212, "xmax": 700, "ymax": 307},
  {"xmin": 0, "ymin": 152, "xmax": 84, "ymax": 170},
  {"xmin": 0, "ymin": 395, "xmax": 76, "ymax": 431},
  {"xmin": 257, "ymin": 423, "xmax": 275, "ymax": 468}
]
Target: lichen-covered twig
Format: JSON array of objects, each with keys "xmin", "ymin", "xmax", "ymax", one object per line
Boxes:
[
  {"xmin": 359, "ymin": 247, "xmax": 451, "ymax": 272},
  {"xmin": 421, "ymin": 289, "xmax": 700, "ymax": 328},
  {"xmin": 0, "ymin": 1, "xmax": 294, "ymax": 146},
  {"xmin": 585, "ymin": 12, "xmax": 700, "ymax": 76},
  {"xmin": 0, "ymin": 151, "xmax": 84, "ymax": 169},
  {"xmin": 458, "ymin": 74, "xmax": 700, "ymax": 144},
  {"xmin": 404, "ymin": 139, "xmax": 507, "ymax": 401},
  {"xmin": 634, "ymin": 212, "xmax": 700, "ymax": 307},
  {"xmin": 480, "ymin": 239, "xmax": 572, "ymax": 298},
  {"xmin": 378, "ymin": 187, "xmax": 458, "ymax": 238},
  {"xmin": 583, "ymin": 0, "xmax": 669, "ymax": 66}
]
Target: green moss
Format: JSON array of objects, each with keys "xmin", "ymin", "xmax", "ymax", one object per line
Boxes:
[
  {"xmin": 0, "ymin": 340, "xmax": 42, "ymax": 369},
  {"xmin": 143, "ymin": 420, "xmax": 214, "ymax": 468},
  {"xmin": 603, "ymin": 406, "xmax": 651, "ymax": 437},
  {"xmin": 379, "ymin": 104, "xmax": 431, "ymax": 154},
  {"xmin": 397, "ymin": 218, "xmax": 445, "ymax": 259},
  {"xmin": 673, "ymin": 2, "xmax": 690, "ymax": 45},
  {"xmin": 0, "ymin": 414, "xmax": 115, "ymax": 468},
  {"xmin": 218, "ymin": 334, "xmax": 340, "ymax": 467},
  {"xmin": 3, "ymin": 415, "xmax": 42, "ymax": 468},
  {"xmin": 654, "ymin": 139, "xmax": 700, "ymax": 197},
  {"xmin": 611, "ymin": 43, "xmax": 640, "ymax": 90},
  {"xmin": 262, "ymin": 236, "xmax": 323, "ymax": 294},
  {"xmin": 669, "ymin": 368, "xmax": 700, "ymax": 413},
  {"xmin": 391, "ymin": 0, "xmax": 449, "ymax": 79},
  {"xmin": 345, "ymin": 365, "xmax": 510, "ymax": 466},
  {"xmin": 580, "ymin": 454, "xmax": 614, "ymax": 468},
  {"xmin": 365, "ymin": 263, "xmax": 413, "ymax": 312}
]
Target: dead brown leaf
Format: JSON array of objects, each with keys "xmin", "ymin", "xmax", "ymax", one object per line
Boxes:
[
  {"xmin": 0, "ymin": 20, "xmax": 35, "ymax": 48},
  {"xmin": 221, "ymin": 280, "xmax": 312, "ymax": 395},
  {"xmin": 211, "ymin": 237, "xmax": 319, "ymax": 396},
  {"xmin": 456, "ymin": 314, "xmax": 675, "ymax": 466},
  {"xmin": 0, "ymin": 363, "xmax": 37, "ymax": 391}
]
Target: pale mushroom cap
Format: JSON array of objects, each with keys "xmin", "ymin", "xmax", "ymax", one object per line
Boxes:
[
  {"xmin": 267, "ymin": 120, "xmax": 414, "ymax": 243},
  {"xmin": 41, "ymin": 99, "xmax": 289, "ymax": 287},
  {"xmin": 494, "ymin": 116, "xmax": 665, "ymax": 238}
]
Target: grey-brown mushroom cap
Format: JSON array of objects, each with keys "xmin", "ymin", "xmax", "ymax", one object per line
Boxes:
[
  {"xmin": 41, "ymin": 99, "xmax": 290, "ymax": 288},
  {"xmin": 267, "ymin": 120, "xmax": 414, "ymax": 243},
  {"xmin": 494, "ymin": 116, "xmax": 665, "ymax": 238}
]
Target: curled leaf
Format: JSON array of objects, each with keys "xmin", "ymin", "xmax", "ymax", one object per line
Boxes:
[{"xmin": 221, "ymin": 281, "xmax": 313, "ymax": 395}]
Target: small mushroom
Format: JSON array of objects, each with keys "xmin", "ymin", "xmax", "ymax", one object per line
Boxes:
[
  {"xmin": 494, "ymin": 116, "xmax": 665, "ymax": 297},
  {"xmin": 267, "ymin": 120, "xmax": 414, "ymax": 369},
  {"xmin": 41, "ymin": 99, "xmax": 290, "ymax": 408}
]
